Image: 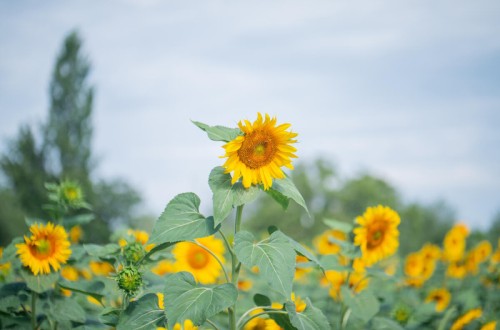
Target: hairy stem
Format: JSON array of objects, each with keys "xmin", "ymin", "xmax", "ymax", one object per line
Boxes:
[
  {"xmin": 31, "ymin": 291, "xmax": 37, "ymax": 330},
  {"xmin": 229, "ymin": 204, "xmax": 244, "ymax": 330}
]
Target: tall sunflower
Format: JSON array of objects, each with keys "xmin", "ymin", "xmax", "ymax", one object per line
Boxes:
[
  {"xmin": 353, "ymin": 205, "xmax": 400, "ymax": 266},
  {"xmin": 221, "ymin": 113, "xmax": 297, "ymax": 190},
  {"xmin": 172, "ymin": 236, "xmax": 225, "ymax": 284},
  {"xmin": 16, "ymin": 222, "xmax": 72, "ymax": 275}
]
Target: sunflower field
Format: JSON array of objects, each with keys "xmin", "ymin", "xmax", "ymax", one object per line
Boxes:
[{"xmin": 0, "ymin": 113, "xmax": 499, "ymax": 330}]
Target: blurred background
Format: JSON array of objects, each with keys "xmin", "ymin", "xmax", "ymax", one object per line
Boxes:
[{"xmin": 1, "ymin": 0, "xmax": 499, "ymax": 254}]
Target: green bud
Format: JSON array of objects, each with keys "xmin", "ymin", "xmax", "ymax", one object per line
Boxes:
[
  {"xmin": 391, "ymin": 304, "xmax": 411, "ymax": 325},
  {"xmin": 123, "ymin": 242, "xmax": 145, "ymax": 264},
  {"xmin": 117, "ymin": 265, "xmax": 142, "ymax": 296}
]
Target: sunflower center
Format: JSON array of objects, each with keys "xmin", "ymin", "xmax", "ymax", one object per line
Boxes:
[
  {"xmin": 188, "ymin": 248, "xmax": 209, "ymax": 269},
  {"xmin": 64, "ymin": 187, "xmax": 79, "ymax": 201},
  {"xmin": 237, "ymin": 130, "xmax": 277, "ymax": 169},
  {"xmin": 367, "ymin": 223, "xmax": 386, "ymax": 249},
  {"xmin": 30, "ymin": 238, "xmax": 53, "ymax": 259}
]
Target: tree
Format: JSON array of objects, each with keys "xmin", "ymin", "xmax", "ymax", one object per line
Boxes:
[
  {"xmin": 0, "ymin": 30, "xmax": 144, "ymax": 245},
  {"xmin": 44, "ymin": 31, "xmax": 94, "ymax": 188}
]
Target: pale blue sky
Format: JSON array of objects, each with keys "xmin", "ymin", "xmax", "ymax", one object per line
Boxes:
[{"xmin": 1, "ymin": 0, "xmax": 500, "ymax": 229}]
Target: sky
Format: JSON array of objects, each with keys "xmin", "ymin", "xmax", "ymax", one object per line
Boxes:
[{"xmin": 1, "ymin": 0, "xmax": 500, "ymax": 229}]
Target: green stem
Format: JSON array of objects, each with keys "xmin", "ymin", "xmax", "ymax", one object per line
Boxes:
[
  {"xmin": 206, "ymin": 318, "xmax": 220, "ymax": 330},
  {"xmin": 191, "ymin": 241, "xmax": 230, "ymax": 283},
  {"xmin": 218, "ymin": 230, "xmax": 234, "ymax": 257},
  {"xmin": 236, "ymin": 306, "xmax": 272, "ymax": 328},
  {"xmin": 31, "ymin": 291, "xmax": 37, "ymax": 330},
  {"xmin": 230, "ymin": 204, "xmax": 245, "ymax": 330}
]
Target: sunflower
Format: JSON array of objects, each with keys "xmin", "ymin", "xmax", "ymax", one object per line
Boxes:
[
  {"xmin": 353, "ymin": 205, "xmax": 400, "ymax": 266},
  {"xmin": 172, "ymin": 320, "xmax": 198, "ymax": 330},
  {"xmin": 172, "ymin": 236, "xmax": 225, "ymax": 284},
  {"xmin": 16, "ymin": 222, "xmax": 72, "ymax": 275},
  {"xmin": 89, "ymin": 261, "xmax": 114, "ymax": 276},
  {"xmin": 475, "ymin": 240, "xmax": 492, "ymax": 263},
  {"xmin": 151, "ymin": 260, "xmax": 174, "ymax": 276},
  {"xmin": 443, "ymin": 224, "xmax": 468, "ymax": 262},
  {"xmin": 446, "ymin": 262, "xmax": 467, "ymax": 279},
  {"xmin": 221, "ymin": 113, "xmax": 298, "ymax": 190},
  {"xmin": 451, "ymin": 308, "xmax": 482, "ymax": 330},
  {"xmin": 425, "ymin": 288, "xmax": 451, "ymax": 312},
  {"xmin": 69, "ymin": 225, "xmax": 83, "ymax": 243},
  {"xmin": 481, "ymin": 321, "xmax": 497, "ymax": 330},
  {"xmin": 314, "ymin": 229, "xmax": 346, "ymax": 255},
  {"xmin": 420, "ymin": 243, "xmax": 441, "ymax": 261},
  {"xmin": 294, "ymin": 255, "xmax": 313, "ymax": 281}
]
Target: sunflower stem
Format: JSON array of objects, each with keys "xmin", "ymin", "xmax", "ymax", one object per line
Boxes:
[
  {"xmin": 229, "ymin": 204, "xmax": 244, "ymax": 330},
  {"xmin": 31, "ymin": 291, "xmax": 37, "ymax": 330}
]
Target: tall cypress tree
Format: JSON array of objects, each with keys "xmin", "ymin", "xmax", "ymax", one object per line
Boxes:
[
  {"xmin": 0, "ymin": 30, "xmax": 145, "ymax": 244},
  {"xmin": 44, "ymin": 31, "xmax": 93, "ymax": 188}
]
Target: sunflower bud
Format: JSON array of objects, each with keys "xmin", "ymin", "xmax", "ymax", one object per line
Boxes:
[
  {"xmin": 117, "ymin": 265, "xmax": 142, "ymax": 296},
  {"xmin": 123, "ymin": 242, "xmax": 145, "ymax": 264},
  {"xmin": 391, "ymin": 304, "xmax": 411, "ymax": 326}
]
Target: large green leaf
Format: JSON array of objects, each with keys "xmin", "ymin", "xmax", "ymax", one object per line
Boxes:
[
  {"xmin": 285, "ymin": 298, "xmax": 330, "ymax": 330},
  {"xmin": 341, "ymin": 286, "xmax": 380, "ymax": 323},
  {"xmin": 208, "ymin": 167, "xmax": 259, "ymax": 225},
  {"xmin": 323, "ymin": 218, "xmax": 353, "ymax": 233},
  {"xmin": 149, "ymin": 193, "xmax": 217, "ymax": 245},
  {"xmin": 282, "ymin": 233, "xmax": 321, "ymax": 270},
  {"xmin": 117, "ymin": 293, "xmax": 165, "ymax": 330},
  {"xmin": 84, "ymin": 243, "xmax": 120, "ymax": 258},
  {"xmin": 234, "ymin": 231, "xmax": 295, "ymax": 300},
  {"xmin": 269, "ymin": 176, "xmax": 309, "ymax": 216},
  {"xmin": 20, "ymin": 268, "xmax": 59, "ymax": 294},
  {"xmin": 163, "ymin": 272, "xmax": 237, "ymax": 326},
  {"xmin": 51, "ymin": 298, "xmax": 86, "ymax": 323},
  {"xmin": 372, "ymin": 317, "xmax": 405, "ymax": 330},
  {"xmin": 192, "ymin": 121, "xmax": 241, "ymax": 142},
  {"xmin": 0, "ymin": 296, "xmax": 20, "ymax": 314}
]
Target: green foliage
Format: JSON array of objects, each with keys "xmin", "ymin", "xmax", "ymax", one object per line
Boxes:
[
  {"xmin": 209, "ymin": 167, "xmax": 259, "ymax": 225},
  {"xmin": 267, "ymin": 176, "xmax": 310, "ymax": 216},
  {"xmin": 341, "ymin": 286, "xmax": 380, "ymax": 323},
  {"xmin": 192, "ymin": 120, "xmax": 242, "ymax": 142},
  {"xmin": 0, "ymin": 30, "xmax": 145, "ymax": 245},
  {"xmin": 149, "ymin": 193, "xmax": 217, "ymax": 245},
  {"xmin": 285, "ymin": 299, "xmax": 331, "ymax": 330},
  {"xmin": 117, "ymin": 293, "xmax": 165, "ymax": 330},
  {"xmin": 234, "ymin": 230, "xmax": 295, "ymax": 300},
  {"xmin": 50, "ymin": 298, "xmax": 86, "ymax": 324},
  {"xmin": 19, "ymin": 269, "xmax": 59, "ymax": 294},
  {"xmin": 163, "ymin": 272, "xmax": 237, "ymax": 326}
]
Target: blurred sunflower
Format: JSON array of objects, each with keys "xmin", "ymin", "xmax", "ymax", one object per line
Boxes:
[
  {"xmin": 151, "ymin": 260, "xmax": 174, "ymax": 276},
  {"xmin": 443, "ymin": 224, "xmax": 468, "ymax": 262},
  {"xmin": 481, "ymin": 321, "xmax": 497, "ymax": 330},
  {"xmin": 451, "ymin": 308, "xmax": 482, "ymax": 330},
  {"xmin": 425, "ymin": 288, "xmax": 451, "ymax": 312},
  {"xmin": 313, "ymin": 229, "xmax": 346, "ymax": 255},
  {"xmin": 69, "ymin": 225, "xmax": 83, "ymax": 243},
  {"xmin": 475, "ymin": 240, "xmax": 492, "ymax": 263},
  {"xmin": 221, "ymin": 113, "xmax": 297, "ymax": 190},
  {"xmin": 446, "ymin": 261, "xmax": 467, "ymax": 279},
  {"xmin": 420, "ymin": 243, "xmax": 441, "ymax": 262},
  {"xmin": 16, "ymin": 222, "xmax": 71, "ymax": 275},
  {"xmin": 294, "ymin": 255, "xmax": 313, "ymax": 281},
  {"xmin": 89, "ymin": 261, "xmax": 114, "ymax": 276},
  {"xmin": 353, "ymin": 205, "xmax": 400, "ymax": 266},
  {"xmin": 173, "ymin": 236, "xmax": 225, "ymax": 284},
  {"xmin": 172, "ymin": 319, "xmax": 198, "ymax": 330}
]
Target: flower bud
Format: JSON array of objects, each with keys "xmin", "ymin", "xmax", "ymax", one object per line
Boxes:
[{"xmin": 117, "ymin": 265, "xmax": 142, "ymax": 296}]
